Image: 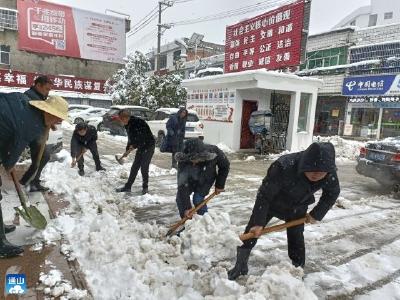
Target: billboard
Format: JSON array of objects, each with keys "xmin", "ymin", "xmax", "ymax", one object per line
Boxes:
[
  {"xmin": 186, "ymin": 88, "xmax": 235, "ymax": 122},
  {"xmin": 17, "ymin": 0, "xmax": 126, "ymax": 63},
  {"xmin": 0, "ymin": 69, "xmax": 106, "ymax": 94},
  {"xmin": 224, "ymin": 0, "xmax": 309, "ymax": 73},
  {"xmin": 342, "ymin": 75, "xmax": 400, "ymax": 96}
]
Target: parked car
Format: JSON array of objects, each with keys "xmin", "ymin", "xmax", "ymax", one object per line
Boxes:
[
  {"xmin": 70, "ymin": 107, "xmax": 108, "ymax": 124},
  {"xmin": 148, "ymin": 108, "xmax": 204, "ymax": 145},
  {"xmin": 356, "ymin": 136, "xmax": 400, "ymax": 191},
  {"xmin": 101, "ymin": 105, "xmax": 152, "ymax": 135},
  {"xmin": 68, "ymin": 104, "xmax": 92, "ymax": 113},
  {"xmin": 86, "ymin": 116, "xmax": 104, "ymax": 131}
]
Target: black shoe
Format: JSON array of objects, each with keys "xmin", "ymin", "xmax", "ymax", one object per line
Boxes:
[
  {"xmin": 227, "ymin": 247, "xmax": 252, "ymax": 280},
  {"xmin": 142, "ymin": 187, "xmax": 148, "ymax": 195},
  {"xmin": 96, "ymin": 166, "xmax": 106, "ymax": 172},
  {"xmin": 116, "ymin": 186, "xmax": 131, "ymax": 193},
  {"xmin": 30, "ymin": 182, "xmax": 49, "ymax": 192},
  {"xmin": 4, "ymin": 224, "xmax": 16, "ymax": 234},
  {"xmin": 0, "ymin": 239, "xmax": 24, "ymax": 258},
  {"xmin": 78, "ymin": 169, "xmax": 85, "ymax": 176}
]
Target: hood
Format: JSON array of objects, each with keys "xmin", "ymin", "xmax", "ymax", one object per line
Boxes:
[
  {"xmin": 177, "ymin": 107, "xmax": 188, "ymax": 121},
  {"xmin": 298, "ymin": 142, "xmax": 336, "ymax": 173},
  {"xmin": 176, "ymin": 139, "xmax": 217, "ymax": 162}
]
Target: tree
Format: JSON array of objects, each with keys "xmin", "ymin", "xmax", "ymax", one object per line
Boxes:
[{"xmin": 105, "ymin": 51, "xmax": 149, "ymax": 106}]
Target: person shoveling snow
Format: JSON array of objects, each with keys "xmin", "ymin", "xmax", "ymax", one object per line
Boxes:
[{"xmin": 228, "ymin": 142, "xmax": 341, "ymax": 280}]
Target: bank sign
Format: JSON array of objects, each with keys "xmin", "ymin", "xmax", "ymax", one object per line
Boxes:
[{"xmin": 342, "ymin": 75, "xmax": 400, "ymax": 96}]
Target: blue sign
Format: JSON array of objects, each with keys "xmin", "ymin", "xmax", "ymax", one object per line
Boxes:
[
  {"xmin": 342, "ymin": 75, "xmax": 398, "ymax": 96},
  {"xmin": 5, "ymin": 274, "xmax": 27, "ymax": 295}
]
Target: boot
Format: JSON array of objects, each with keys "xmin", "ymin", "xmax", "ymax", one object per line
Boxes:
[
  {"xmin": 29, "ymin": 181, "xmax": 49, "ymax": 192},
  {"xmin": 116, "ymin": 186, "xmax": 131, "ymax": 193},
  {"xmin": 0, "ymin": 205, "xmax": 23, "ymax": 258},
  {"xmin": 96, "ymin": 166, "xmax": 106, "ymax": 172},
  {"xmin": 227, "ymin": 247, "xmax": 251, "ymax": 280},
  {"xmin": 78, "ymin": 169, "xmax": 85, "ymax": 176},
  {"xmin": 142, "ymin": 187, "xmax": 148, "ymax": 195},
  {"xmin": 4, "ymin": 224, "xmax": 16, "ymax": 234}
]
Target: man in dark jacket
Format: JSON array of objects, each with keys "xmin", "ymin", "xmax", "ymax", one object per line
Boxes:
[
  {"xmin": 71, "ymin": 123, "xmax": 105, "ymax": 176},
  {"xmin": 20, "ymin": 76, "xmax": 53, "ymax": 192},
  {"xmin": 116, "ymin": 109, "xmax": 155, "ymax": 195},
  {"xmin": 165, "ymin": 107, "xmax": 188, "ymax": 169},
  {"xmin": 228, "ymin": 142, "xmax": 340, "ymax": 280},
  {"xmin": 0, "ymin": 93, "xmax": 68, "ymax": 258},
  {"xmin": 175, "ymin": 139, "xmax": 230, "ymax": 218}
]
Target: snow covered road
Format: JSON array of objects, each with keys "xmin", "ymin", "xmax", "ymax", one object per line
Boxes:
[{"xmin": 38, "ymin": 128, "xmax": 399, "ymax": 299}]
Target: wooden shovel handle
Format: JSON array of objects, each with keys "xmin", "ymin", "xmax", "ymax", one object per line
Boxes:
[
  {"xmin": 10, "ymin": 170, "xmax": 28, "ymax": 209},
  {"xmin": 167, "ymin": 191, "xmax": 217, "ymax": 236},
  {"xmin": 239, "ymin": 217, "xmax": 307, "ymax": 241}
]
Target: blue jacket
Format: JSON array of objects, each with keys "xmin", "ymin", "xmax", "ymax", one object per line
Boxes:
[
  {"xmin": 164, "ymin": 108, "xmax": 188, "ymax": 153},
  {"xmin": 0, "ymin": 93, "xmax": 45, "ymax": 169}
]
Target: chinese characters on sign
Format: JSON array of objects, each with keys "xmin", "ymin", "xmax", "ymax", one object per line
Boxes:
[
  {"xmin": 6, "ymin": 274, "xmax": 27, "ymax": 295},
  {"xmin": 342, "ymin": 75, "xmax": 400, "ymax": 96},
  {"xmin": 0, "ymin": 69, "xmax": 106, "ymax": 93},
  {"xmin": 186, "ymin": 89, "xmax": 236, "ymax": 122},
  {"xmin": 224, "ymin": 0, "xmax": 306, "ymax": 73}
]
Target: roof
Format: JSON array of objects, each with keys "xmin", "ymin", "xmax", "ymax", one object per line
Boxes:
[
  {"xmin": 332, "ymin": 5, "xmax": 371, "ymax": 29},
  {"xmin": 110, "ymin": 105, "xmax": 150, "ymax": 110},
  {"xmin": 156, "ymin": 107, "xmax": 198, "ymax": 115},
  {"xmin": 69, "ymin": 104, "xmax": 92, "ymax": 108}
]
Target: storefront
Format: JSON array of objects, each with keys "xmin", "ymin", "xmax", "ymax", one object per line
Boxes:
[
  {"xmin": 342, "ymin": 75, "xmax": 400, "ymax": 139},
  {"xmin": 182, "ymin": 69, "xmax": 322, "ymax": 152},
  {"xmin": 314, "ymin": 96, "xmax": 347, "ymax": 136}
]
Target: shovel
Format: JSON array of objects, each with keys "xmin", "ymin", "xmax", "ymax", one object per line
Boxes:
[
  {"xmin": 11, "ymin": 171, "xmax": 47, "ymax": 230},
  {"xmin": 115, "ymin": 148, "xmax": 133, "ymax": 165},
  {"xmin": 71, "ymin": 150, "xmax": 85, "ymax": 168},
  {"xmin": 239, "ymin": 217, "xmax": 307, "ymax": 241},
  {"xmin": 166, "ymin": 191, "xmax": 217, "ymax": 237}
]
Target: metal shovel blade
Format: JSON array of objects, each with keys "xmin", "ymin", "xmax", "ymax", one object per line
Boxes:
[
  {"xmin": 14, "ymin": 205, "xmax": 47, "ymax": 230},
  {"xmin": 115, "ymin": 155, "xmax": 123, "ymax": 165}
]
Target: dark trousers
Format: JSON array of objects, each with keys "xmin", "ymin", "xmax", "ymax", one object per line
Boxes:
[
  {"xmin": 20, "ymin": 141, "xmax": 51, "ymax": 185},
  {"xmin": 176, "ymin": 183, "xmax": 208, "ymax": 218},
  {"xmin": 125, "ymin": 146, "xmax": 155, "ymax": 189},
  {"xmin": 76, "ymin": 142, "xmax": 102, "ymax": 171},
  {"xmin": 240, "ymin": 209, "xmax": 306, "ymax": 267},
  {"xmin": 172, "ymin": 138, "xmax": 184, "ymax": 168}
]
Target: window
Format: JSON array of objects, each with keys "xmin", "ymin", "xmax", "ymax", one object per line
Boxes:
[
  {"xmin": 297, "ymin": 93, "xmax": 311, "ymax": 132},
  {"xmin": 0, "ymin": 45, "xmax": 10, "ymax": 65},
  {"xmin": 350, "ymin": 20, "xmax": 356, "ymax": 26},
  {"xmin": 305, "ymin": 47, "xmax": 347, "ymax": 70},
  {"xmin": 149, "ymin": 58, "xmax": 155, "ymax": 71},
  {"xmin": 173, "ymin": 50, "xmax": 181, "ymax": 62},
  {"xmin": 159, "ymin": 55, "xmax": 167, "ymax": 69},
  {"xmin": 384, "ymin": 12, "xmax": 393, "ymax": 20},
  {"xmin": 368, "ymin": 14, "xmax": 378, "ymax": 27},
  {"xmin": 0, "ymin": 8, "xmax": 17, "ymax": 30}
]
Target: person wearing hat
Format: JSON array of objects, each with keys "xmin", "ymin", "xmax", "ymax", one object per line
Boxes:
[
  {"xmin": 228, "ymin": 142, "xmax": 341, "ymax": 280},
  {"xmin": 71, "ymin": 122, "xmax": 105, "ymax": 176},
  {"xmin": 20, "ymin": 75, "xmax": 54, "ymax": 192},
  {"xmin": 0, "ymin": 93, "xmax": 68, "ymax": 258},
  {"xmin": 116, "ymin": 109, "xmax": 155, "ymax": 195},
  {"xmin": 174, "ymin": 139, "xmax": 230, "ymax": 219}
]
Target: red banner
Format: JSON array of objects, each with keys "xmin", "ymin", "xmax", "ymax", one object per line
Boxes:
[
  {"xmin": 224, "ymin": 0, "xmax": 306, "ymax": 73},
  {"xmin": 0, "ymin": 69, "xmax": 106, "ymax": 93}
]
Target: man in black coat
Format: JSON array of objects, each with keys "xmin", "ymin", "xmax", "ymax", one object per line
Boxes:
[
  {"xmin": 70, "ymin": 123, "xmax": 105, "ymax": 176},
  {"xmin": 228, "ymin": 142, "xmax": 340, "ymax": 280},
  {"xmin": 165, "ymin": 107, "xmax": 188, "ymax": 169},
  {"xmin": 116, "ymin": 109, "xmax": 155, "ymax": 195},
  {"xmin": 20, "ymin": 76, "xmax": 53, "ymax": 192},
  {"xmin": 175, "ymin": 139, "xmax": 230, "ymax": 218},
  {"xmin": 0, "ymin": 93, "xmax": 68, "ymax": 258}
]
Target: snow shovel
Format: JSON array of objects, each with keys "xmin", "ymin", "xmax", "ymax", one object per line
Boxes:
[
  {"xmin": 166, "ymin": 191, "xmax": 217, "ymax": 237},
  {"xmin": 115, "ymin": 148, "xmax": 133, "ymax": 165},
  {"xmin": 71, "ymin": 150, "xmax": 86, "ymax": 168},
  {"xmin": 11, "ymin": 171, "xmax": 47, "ymax": 230},
  {"xmin": 239, "ymin": 217, "xmax": 307, "ymax": 241}
]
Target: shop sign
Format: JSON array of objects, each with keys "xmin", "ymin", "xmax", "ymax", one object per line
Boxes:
[{"xmin": 342, "ymin": 75, "xmax": 400, "ymax": 96}]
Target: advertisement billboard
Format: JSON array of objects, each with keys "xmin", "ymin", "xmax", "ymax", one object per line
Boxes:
[
  {"xmin": 342, "ymin": 75, "xmax": 400, "ymax": 96},
  {"xmin": 17, "ymin": 0, "xmax": 126, "ymax": 63},
  {"xmin": 224, "ymin": 0, "xmax": 309, "ymax": 73},
  {"xmin": 0, "ymin": 69, "xmax": 106, "ymax": 94}
]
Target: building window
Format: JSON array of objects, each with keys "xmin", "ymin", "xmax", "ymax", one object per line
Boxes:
[
  {"xmin": 298, "ymin": 93, "xmax": 312, "ymax": 132},
  {"xmin": 173, "ymin": 50, "xmax": 181, "ymax": 62},
  {"xmin": 159, "ymin": 55, "xmax": 167, "ymax": 69},
  {"xmin": 305, "ymin": 47, "xmax": 347, "ymax": 70},
  {"xmin": 368, "ymin": 14, "xmax": 378, "ymax": 27},
  {"xmin": 0, "ymin": 45, "xmax": 10, "ymax": 65},
  {"xmin": 0, "ymin": 8, "xmax": 17, "ymax": 30},
  {"xmin": 350, "ymin": 20, "xmax": 356, "ymax": 26},
  {"xmin": 384, "ymin": 12, "xmax": 393, "ymax": 20},
  {"xmin": 149, "ymin": 57, "xmax": 155, "ymax": 71}
]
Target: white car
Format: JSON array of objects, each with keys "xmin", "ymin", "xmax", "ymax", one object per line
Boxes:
[
  {"xmin": 68, "ymin": 104, "xmax": 92, "ymax": 113},
  {"xmin": 70, "ymin": 107, "xmax": 108, "ymax": 124},
  {"xmin": 148, "ymin": 108, "xmax": 204, "ymax": 145},
  {"xmin": 86, "ymin": 116, "xmax": 104, "ymax": 131}
]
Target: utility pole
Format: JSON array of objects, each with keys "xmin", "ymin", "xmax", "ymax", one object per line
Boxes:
[{"xmin": 156, "ymin": 1, "xmax": 173, "ymax": 72}]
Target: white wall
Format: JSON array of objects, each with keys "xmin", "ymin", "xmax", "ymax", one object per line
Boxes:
[
  {"xmin": 202, "ymin": 121, "xmax": 235, "ymax": 147},
  {"xmin": 371, "ymin": 0, "xmax": 400, "ymax": 26}
]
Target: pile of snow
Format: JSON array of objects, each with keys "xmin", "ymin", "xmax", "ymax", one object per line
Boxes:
[
  {"xmin": 314, "ymin": 136, "xmax": 364, "ymax": 161},
  {"xmin": 217, "ymin": 143, "xmax": 235, "ymax": 154},
  {"xmin": 245, "ymin": 155, "xmax": 256, "ymax": 161},
  {"xmin": 41, "ymin": 158, "xmax": 317, "ymax": 299}
]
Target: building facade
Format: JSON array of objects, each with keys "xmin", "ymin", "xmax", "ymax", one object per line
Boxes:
[{"xmin": 0, "ymin": 0, "xmax": 129, "ymax": 107}]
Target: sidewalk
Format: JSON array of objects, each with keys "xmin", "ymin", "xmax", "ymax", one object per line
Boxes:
[{"xmin": 0, "ymin": 167, "xmax": 91, "ymax": 299}]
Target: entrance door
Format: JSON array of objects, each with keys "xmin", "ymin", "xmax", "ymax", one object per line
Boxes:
[{"xmin": 240, "ymin": 100, "xmax": 258, "ymax": 149}]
